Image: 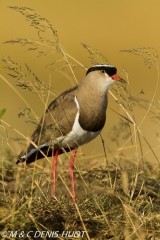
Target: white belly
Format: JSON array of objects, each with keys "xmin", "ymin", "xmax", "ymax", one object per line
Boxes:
[{"xmin": 62, "ymin": 124, "xmax": 101, "ymax": 148}]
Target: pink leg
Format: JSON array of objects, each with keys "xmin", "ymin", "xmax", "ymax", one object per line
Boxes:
[
  {"xmin": 69, "ymin": 149, "xmax": 77, "ymax": 202},
  {"xmin": 52, "ymin": 149, "xmax": 60, "ymax": 200}
]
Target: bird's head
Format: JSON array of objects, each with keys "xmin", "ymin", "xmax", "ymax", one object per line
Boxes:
[{"xmin": 86, "ymin": 64, "xmax": 126, "ymax": 91}]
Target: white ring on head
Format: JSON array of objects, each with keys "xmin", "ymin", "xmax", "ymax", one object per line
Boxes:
[{"xmin": 92, "ymin": 64, "xmax": 114, "ymax": 68}]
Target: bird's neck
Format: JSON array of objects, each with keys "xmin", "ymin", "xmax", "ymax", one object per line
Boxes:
[{"xmin": 76, "ymin": 85, "xmax": 108, "ymax": 132}]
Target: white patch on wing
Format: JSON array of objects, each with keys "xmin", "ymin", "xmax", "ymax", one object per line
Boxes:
[
  {"xmin": 20, "ymin": 137, "xmax": 64, "ymax": 159},
  {"xmin": 20, "ymin": 142, "xmax": 52, "ymax": 159},
  {"xmin": 61, "ymin": 96, "xmax": 101, "ymax": 148}
]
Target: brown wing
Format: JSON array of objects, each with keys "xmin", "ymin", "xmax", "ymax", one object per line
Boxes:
[{"xmin": 17, "ymin": 85, "xmax": 78, "ymax": 163}]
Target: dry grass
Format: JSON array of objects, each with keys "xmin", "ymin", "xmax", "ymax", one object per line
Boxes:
[
  {"xmin": 0, "ymin": 6, "xmax": 160, "ymax": 239},
  {"xmin": 0, "ymin": 156, "xmax": 160, "ymax": 239}
]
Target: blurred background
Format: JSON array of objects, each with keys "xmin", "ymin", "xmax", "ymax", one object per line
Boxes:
[{"xmin": 0, "ymin": 0, "xmax": 160, "ymax": 166}]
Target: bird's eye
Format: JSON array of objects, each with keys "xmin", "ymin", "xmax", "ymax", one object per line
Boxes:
[{"xmin": 100, "ymin": 70, "xmax": 105, "ymax": 74}]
